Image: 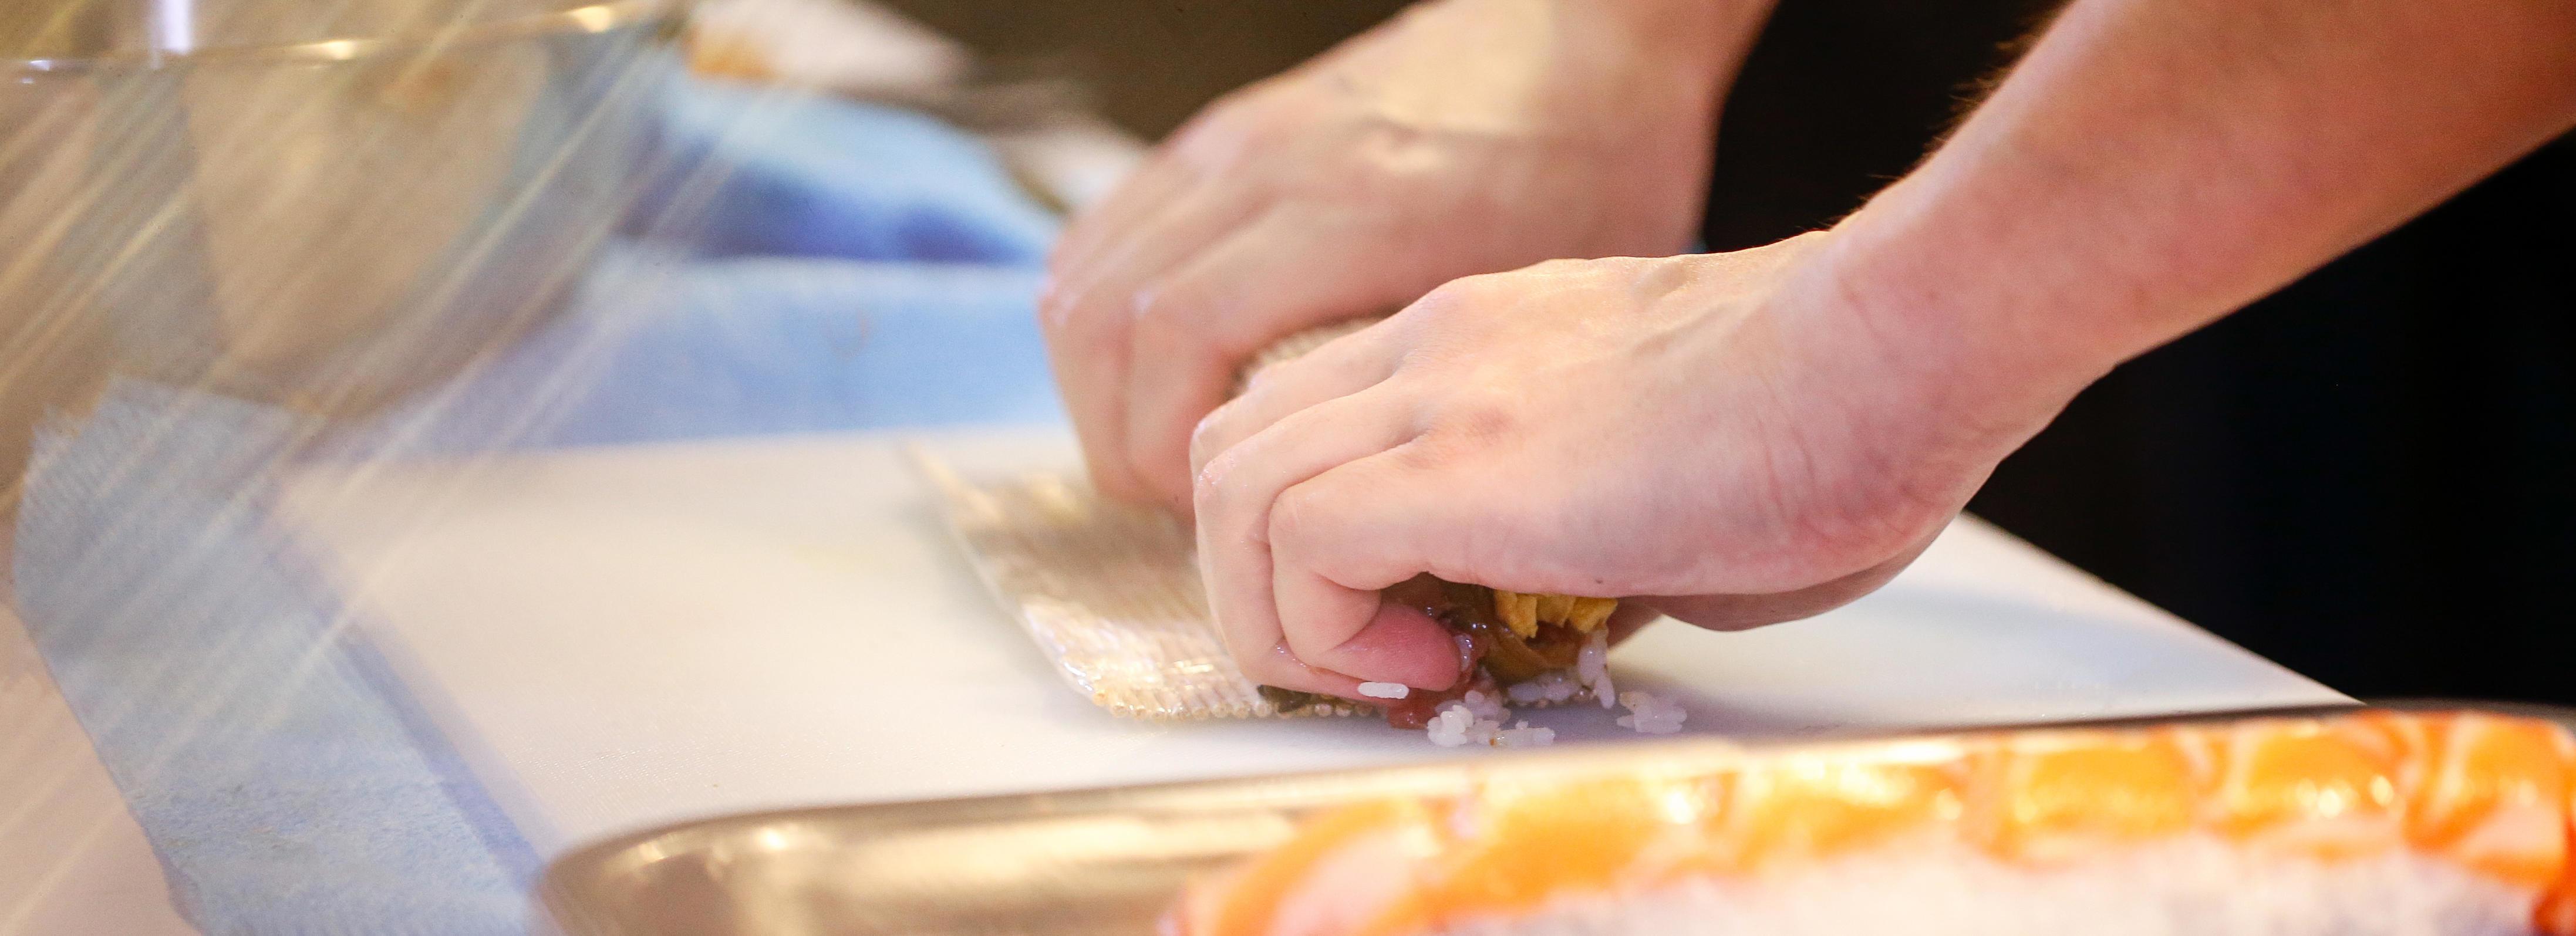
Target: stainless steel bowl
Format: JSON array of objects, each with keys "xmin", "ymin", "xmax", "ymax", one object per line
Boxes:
[{"xmin": 0, "ymin": 0, "xmax": 679, "ymax": 501}]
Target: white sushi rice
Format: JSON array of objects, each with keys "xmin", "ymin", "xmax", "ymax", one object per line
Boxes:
[
  {"xmin": 1496, "ymin": 721, "xmax": 1556, "ymax": 748},
  {"xmin": 1459, "ymin": 689, "xmax": 1508, "ymax": 723},
  {"xmin": 1427, "ymin": 838, "xmax": 2539, "ymax": 936},
  {"xmin": 1425, "ymin": 633, "xmax": 1694, "ymax": 748},
  {"xmin": 1425, "ymin": 705, "xmax": 1495, "ymax": 747},
  {"xmin": 1506, "ymin": 671, "xmax": 1582, "ymax": 705},
  {"xmin": 1430, "ymin": 638, "xmax": 1694, "ymax": 747},
  {"xmin": 1358, "ymin": 682, "xmax": 1412, "ymax": 700},
  {"xmin": 1614, "ymin": 691, "xmax": 1687, "ymax": 734},
  {"xmin": 1427, "ymin": 691, "xmax": 1550, "ymax": 748},
  {"xmin": 1576, "ymin": 629, "xmax": 1614, "ymax": 708}
]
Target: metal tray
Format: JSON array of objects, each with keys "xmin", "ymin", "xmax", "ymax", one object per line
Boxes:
[{"xmin": 539, "ymin": 700, "xmax": 2574, "ymax": 936}]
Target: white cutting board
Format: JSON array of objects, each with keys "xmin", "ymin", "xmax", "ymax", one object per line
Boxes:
[{"xmin": 274, "ymin": 425, "xmax": 2346, "ymax": 857}]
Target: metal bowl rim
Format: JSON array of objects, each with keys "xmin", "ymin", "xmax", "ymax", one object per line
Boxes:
[
  {"xmin": 3, "ymin": 0, "xmax": 676, "ymax": 77},
  {"xmin": 537, "ymin": 700, "xmax": 2574, "ymax": 935}
]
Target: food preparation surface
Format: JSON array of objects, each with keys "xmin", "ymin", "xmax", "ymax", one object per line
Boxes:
[{"xmin": 274, "ymin": 425, "xmax": 2344, "ymax": 859}]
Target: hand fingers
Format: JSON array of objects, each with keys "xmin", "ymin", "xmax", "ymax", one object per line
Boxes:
[
  {"xmin": 1195, "ymin": 388, "xmax": 1438, "ymax": 688},
  {"xmin": 1037, "ymin": 298, "xmax": 1143, "ymax": 499},
  {"xmin": 1048, "ymin": 85, "xmax": 1286, "ymax": 296},
  {"xmin": 1188, "ymin": 315, "xmax": 1402, "ymax": 482},
  {"xmin": 1039, "ymin": 181, "xmax": 1260, "ymax": 501},
  {"xmin": 1262, "ymin": 444, "xmax": 1481, "ymax": 688},
  {"xmin": 1045, "ymin": 148, "xmax": 1192, "ymax": 282},
  {"xmin": 1051, "ymin": 178, "xmax": 1259, "ymax": 321},
  {"xmin": 1040, "ymin": 174, "xmax": 1252, "ymax": 313},
  {"xmin": 1125, "ymin": 211, "xmax": 1412, "ymax": 509},
  {"xmin": 1307, "ymin": 600, "xmax": 1459, "ymax": 691},
  {"xmin": 1239, "ymin": 638, "xmax": 1372, "ymax": 699}
]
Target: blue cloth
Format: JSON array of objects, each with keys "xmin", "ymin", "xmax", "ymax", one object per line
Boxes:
[
  {"xmin": 13, "ymin": 75, "xmax": 1064, "ymax": 934},
  {"xmin": 332, "ymin": 250, "xmax": 1060, "ymax": 458},
  {"xmin": 638, "ymin": 78, "xmax": 1057, "ymax": 265},
  {"xmin": 17, "ymin": 384, "xmax": 541, "ymax": 935}
]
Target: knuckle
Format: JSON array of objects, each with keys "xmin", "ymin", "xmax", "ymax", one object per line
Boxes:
[
  {"xmin": 1403, "ymin": 288, "xmax": 1465, "ymax": 327},
  {"xmin": 1189, "ymin": 405, "xmax": 1236, "ymax": 469},
  {"xmin": 1431, "ymin": 388, "xmax": 1519, "ymax": 444},
  {"xmin": 1034, "ymin": 282, "xmax": 1082, "ymax": 332},
  {"xmin": 1323, "ymin": 136, "xmax": 1407, "ymax": 190},
  {"xmin": 1413, "ymin": 273, "xmax": 1512, "ymax": 319},
  {"xmin": 1418, "ymin": 276, "xmax": 1479, "ymax": 308},
  {"xmin": 1129, "ymin": 281, "xmax": 1209, "ymax": 335},
  {"xmin": 1451, "ymin": 271, "xmax": 1513, "ymax": 295},
  {"xmin": 1232, "ymin": 113, "xmax": 1297, "ymax": 154},
  {"xmin": 1266, "ymin": 485, "xmax": 1330, "ymax": 550},
  {"xmin": 1195, "ymin": 87, "xmax": 1266, "ymax": 130},
  {"xmin": 1035, "ymin": 298, "xmax": 1070, "ymax": 336},
  {"xmin": 1166, "ymin": 107, "xmax": 1234, "ymax": 156},
  {"xmin": 1387, "ymin": 435, "xmax": 1454, "ymax": 475},
  {"xmin": 1192, "ymin": 449, "xmax": 1247, "ymax": 516},
  {"xmin": 1175, "ymin": 104, "xmax": 1286, "ymax": 170},
  {"xmin": 1047, "ymin": 290, "xmax": 1129, "ymax": 346}
]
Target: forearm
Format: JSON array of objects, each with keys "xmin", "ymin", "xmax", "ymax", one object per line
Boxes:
[
  {"xmin": 1586, "ymin": 0, "xmax": 1778, "ymax": 95},
  {"xmin": 1816, "ymin": 0, "xmax": 2576, "ymax": 437},
  {"xmin": 1395, "ymin": 0, "xmax": 1774, "ymax": 123}
]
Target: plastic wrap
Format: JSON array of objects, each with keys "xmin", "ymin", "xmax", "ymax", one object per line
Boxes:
[{"xmin": 0, "ymin": 1, "xmax": 1071, "ymax": 930}]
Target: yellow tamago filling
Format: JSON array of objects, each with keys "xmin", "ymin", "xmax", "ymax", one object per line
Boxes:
[{"xmin": 1488, "ymin": 589, "xmax": 1617, "ymax": 639}]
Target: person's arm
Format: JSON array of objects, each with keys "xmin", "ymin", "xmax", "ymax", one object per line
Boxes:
[
  {"xmin": 1183, "ymin": 0, "xmax": 2576, "ymax": 696},
  {"xmin": 1821, "ymin": 0, "xmax": 2576, "ymax": 445}
]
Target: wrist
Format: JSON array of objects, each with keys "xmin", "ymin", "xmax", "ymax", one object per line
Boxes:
[{"xmin": 1779, "ymin": 198, "xmax": 2109, "ymax": 468}]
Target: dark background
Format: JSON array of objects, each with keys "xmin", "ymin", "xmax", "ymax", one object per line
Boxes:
[{"xmin": 882, "ymin": 0, "xmax": 2576, "ymax": 704}]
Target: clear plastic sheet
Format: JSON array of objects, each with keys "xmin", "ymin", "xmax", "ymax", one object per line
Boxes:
[{"xmin": 0, "ymin": 0, "xmax": 1079, "ymax": 930}]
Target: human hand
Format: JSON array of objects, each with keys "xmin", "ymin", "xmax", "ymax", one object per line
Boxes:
[
  {"xmin": 1040, "ymin": 0, "xmax": 1764, "ymax": 512},
  {"xmin": 1185, "ymin": 234, "xmax": 2065, "ymax": 696}
]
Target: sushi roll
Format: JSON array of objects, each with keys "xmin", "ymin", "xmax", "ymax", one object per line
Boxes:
[
  {"xmin": 1167, "ymin": 711, "xmax": 2576, "ymax": 935},
  {"xmin": 1356, "ymin": 575, "xmax": 1620, "ymax": 731}
]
